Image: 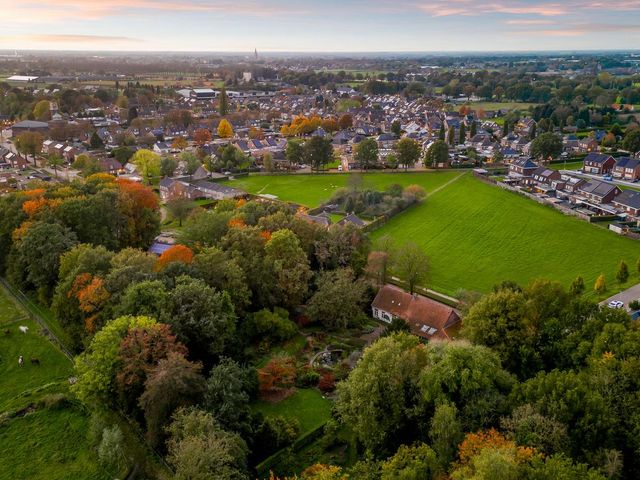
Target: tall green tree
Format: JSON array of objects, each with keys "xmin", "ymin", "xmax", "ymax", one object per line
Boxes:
[
  {"xmin": 459, "ymin": 123, "xmax": 467, "ymax": 144},
  {"xmin": 530, "ymin": 132, "xmax": 562, "ymax": 162},
  {"xmin": 264, "ymin": 229, "xmax": 312, "ymax": 308},
  {"xmin": 15, "ymin": 131, "xmax": 44, "ymax": 166},
  {"xmin": 425, "ymin": 140, "xmax": 449, "ymax": 168},
  {"xmin": 304, "ymin": 136, "xmax": 334, "ymax": 171},
  {"xmin": 131, "ymin": 149, "xmax": 161, "ymax": 184},
  {"xmin": 203, "ymin": 358, "xmax": 252, "ymax": 434},
  {"xmin": 354, "ymin": 137, "xmax": 379, "ymax": 171},
  {"xmin": 285, "ymin": 139, "xmax": 304, "ymax": 168},
  {"xmin": 218, "ymin": 86, "xmax": 229, "ymax": 116},
  {"xmin": 393, "ymin": 242, "xmax": 429, "ymax": 294},
  {"xmin": 394, "ymin": 138, "xmax": 421, "ymax": 170},
  {"xmin": 162, "ymin": 276, "xmax": 236, "ymax": 362},
  {"xmin": 166, "ymin": 407, "xmax": 249, "ymax": 480},
  {"xmin": 306, "ymin": 268, "xmax": 368, "ymax": 329},
  {"xmin": 139, "ymin": 352, "xmax": 205, "ymax": 447}
]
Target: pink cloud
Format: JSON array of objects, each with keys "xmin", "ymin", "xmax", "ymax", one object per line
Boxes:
[{"xmin": 1, "ymin": 0, "xmax": 309, "ymax": 23}]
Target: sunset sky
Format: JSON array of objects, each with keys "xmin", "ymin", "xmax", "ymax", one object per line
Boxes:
[{"xmin": 1, "ymin": 0, "xmax": 640, "ymax": 52}]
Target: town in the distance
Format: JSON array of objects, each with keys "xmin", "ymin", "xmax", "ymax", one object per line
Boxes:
[{"xmin": 1, "ymin": 49, "xmax": 640, "ymax": 480}]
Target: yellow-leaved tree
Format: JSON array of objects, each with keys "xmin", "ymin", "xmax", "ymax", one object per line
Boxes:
[{"xmin": 217, "ymin": 119, "xmax": 234, "ymax": 138}]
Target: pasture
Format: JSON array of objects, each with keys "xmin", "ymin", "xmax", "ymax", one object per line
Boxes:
[
  {"xmin": 0, "ymin": 286, "xmax": 111, "ymax": 479},
  {"xmin": 371, "ymin": 175, "xmax": 640, "ymax": 296},
  {"xmin": 223, "ymin": 172, "xmax": 640, "ymax": 297}
]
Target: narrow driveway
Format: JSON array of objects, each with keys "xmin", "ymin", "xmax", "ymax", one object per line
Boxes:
[{"xmin": 600, "ymin": 283, "xmax": 640, "ymax": 311}]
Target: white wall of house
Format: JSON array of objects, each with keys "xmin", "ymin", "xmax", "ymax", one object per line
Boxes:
[{"xmin": 372, "ymin": 307, "xmax": 393, "ymax": 323}]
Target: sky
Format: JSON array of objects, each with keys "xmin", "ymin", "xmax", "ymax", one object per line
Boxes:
[{"xmin": 1, "ymin": 0, "xmax": 640, "ymax": 52}]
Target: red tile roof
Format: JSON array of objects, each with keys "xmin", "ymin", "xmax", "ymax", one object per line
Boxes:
[{"xmin": 372, "ymin": 284, "xmax": 461, "ymax": 340}]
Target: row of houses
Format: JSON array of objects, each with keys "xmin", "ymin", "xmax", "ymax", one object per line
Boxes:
[
  {"xmin": 507, "ymin": 157, "xmax": 640, "ymax": 219},
  {"xmin": 583, "ymin": 152, "xmax": 640, "ymax": 181}
]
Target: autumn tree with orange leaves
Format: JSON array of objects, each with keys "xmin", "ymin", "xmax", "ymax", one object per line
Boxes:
[
  {"xmin": 156, "ymin": 245, "xmax": 194, "ymax": 271},
  {"xmin": 116, "ymin": 178, "xmax": 160, "ymax": 248},
  {"xmin": 257, "ymin": 355, "xmax": 296, "ymax": 397},
  {"xmin": 193, "ymin": 128, "xmax": 212, "ymax": 146}
]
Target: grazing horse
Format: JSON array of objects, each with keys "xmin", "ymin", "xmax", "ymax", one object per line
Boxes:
[
  {"xmin": 30, "ymin": 357, "xmax": 40, "ymax": 366},
  {"xmin": 3, "ymin": 329, "xmax": 10, "ymax": 336},
  {"xmin": 19, "ymin": 326, "xmax": 29, "ymax": 334},
  {"xmin": 18, "ymin": 355, "xmax": 24, "ymax": 367}
]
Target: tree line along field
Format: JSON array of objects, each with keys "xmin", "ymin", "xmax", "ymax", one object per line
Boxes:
[
  {"xmin": 0, "ymin": 286, "xmax": 112, "ymax": 480},
  {"xmin": 223, "ymin": 172, "xmax": 640, "ymax": 297}
]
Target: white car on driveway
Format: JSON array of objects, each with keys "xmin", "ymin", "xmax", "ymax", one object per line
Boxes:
[{"xmin": 607, "ymin": 300, "xmax": 624, "ymax": 309}]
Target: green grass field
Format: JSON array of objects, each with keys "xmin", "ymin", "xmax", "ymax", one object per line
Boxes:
[
  {"xmin": 0, "ymin": 407, "xmax": 111, "ymax": 480},
  {"xmin": 0, "ymin": 286, "xmax": 111, "ymax": 480},
  {"xmin": 467, "ymin": 102, "xmax": 539, "ymax": 111},
  {"xmin": 222, "ymin": 171, "xmax": 460, "ymax": 207},
  {"xmin": 371, "ymin": 175, "xmax": 640, "ymax": 296},
  {"xmin": 549, "ymin": 161, "xmax": 583, "ymax": 171},
  {"xmin": 253, "ymin": 389, "xmax": 332, "ymax": 435},
  {"xmin": 225, "ymin": 172, "xmax": 639, "ymax": 297}
]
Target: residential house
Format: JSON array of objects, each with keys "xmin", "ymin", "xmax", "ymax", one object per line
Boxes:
[
  {"xmin": 192, "ymin": 179, "xmax": 244, "ymax": 200},
  {"xmin": 99, "ymin": 158, "xmax": 122, "ymax": 175},
  {"xmin": 582, "ymin": 152, "xmax": 615, "ymax": 175},
  {"xmin": 153, "ymin": 142, "xmax": 171, "ymax": 155},
  {"xmin": 531, "ymin": 167, "xmax": 561, "ymax": 191},
  {"xmin": 612, "ymin": 157, "xmax": 640, "ymax": 182},
  {"xmin": 508, "ymin": 157, "xmax": 538, "ymax": 183},
  {"xmin": 371, "ymin": 284, "xmax": 461, "ymax": 341},
  {"xmin": 577, "ymin": 180, "xmax": 622, "ymax": 205},
  {"xmin": 612, "ymin": 190, "xmax": 640, "ymax": 217},
  {"xmin": 336, "ymin": 213, "xmax": 366, "ymax": 228}
]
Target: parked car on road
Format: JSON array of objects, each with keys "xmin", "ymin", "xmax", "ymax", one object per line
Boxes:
[{"xmin": 608, "ymin": 300, "xmax": 624, "ymax": 309}]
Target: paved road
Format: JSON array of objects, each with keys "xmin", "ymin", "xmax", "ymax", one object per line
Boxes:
[
  {"xmin": 562, "ymin": 170, "xmax": 640, "ymax": 190},
  {"xmin": 600, "ymin": 283, "xmax": 640, "ymax": 311}
]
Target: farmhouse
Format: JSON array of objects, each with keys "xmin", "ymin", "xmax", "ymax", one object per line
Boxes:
[
  {"xmin": 582, "ymin": 152, "xmax": 615, "ymax": 175},
  {"xmin": 371, "ymin": 284, "xmax": 461, "ymax": 341}
]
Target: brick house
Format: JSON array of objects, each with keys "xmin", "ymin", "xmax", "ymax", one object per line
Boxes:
[{"xmin": 371, "ymin": 284, "xmax": 461, "ymax": 341}]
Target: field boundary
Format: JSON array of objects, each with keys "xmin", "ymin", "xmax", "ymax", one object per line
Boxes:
[{"xmin": 0, "ymin": 278, "xmax": 73, "ymax": 361}]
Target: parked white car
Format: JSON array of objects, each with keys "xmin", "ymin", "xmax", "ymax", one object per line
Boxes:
[{"xmin": 608, "ymin": 300, "xmax": 624, "ymax": 309}]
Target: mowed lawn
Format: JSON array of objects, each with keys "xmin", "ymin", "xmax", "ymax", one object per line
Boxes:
[
  {"xmin": 223, "ymin": 171, "xmax": 460, "ymax": 207},
  {"xmin": 253, "ymin": 389, "xmax": 332, "ymax": 435},
  {"xmin": 371, "ymin": 175, "xmax": 640, "ymax": 296}
]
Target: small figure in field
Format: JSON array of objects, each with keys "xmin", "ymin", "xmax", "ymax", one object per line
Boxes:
[
  {"xmin": 30, "ymin": 357, "xmax": 40, "ymax": 366},
  {"xmin": 18, "ymin": 355, "xmax": 24, "ymax": 367},
  {"xmin": 3, "ymin": 328, "xmax": 10, "ymax": 335},
  {"xmin": 19, "ymin": 325, "xmax": 29, "ymax": 334}
]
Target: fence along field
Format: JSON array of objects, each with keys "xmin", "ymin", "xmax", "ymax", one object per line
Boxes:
[
  {"xmin": 224, "ymin": 172, "xmax": 640, "ymax": 297},
  {"xmin": 0, "ymin": 284, "xmax": 111, "ymax": 479}
]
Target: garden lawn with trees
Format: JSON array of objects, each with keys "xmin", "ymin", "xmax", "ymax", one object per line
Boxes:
[
  {"xmin": 372, "ymin": 174, "xmax": 640, "ymax": 297},
  {"xmin": 253, "ymin": 388, "xmax": 332, "ymax": 436}
]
